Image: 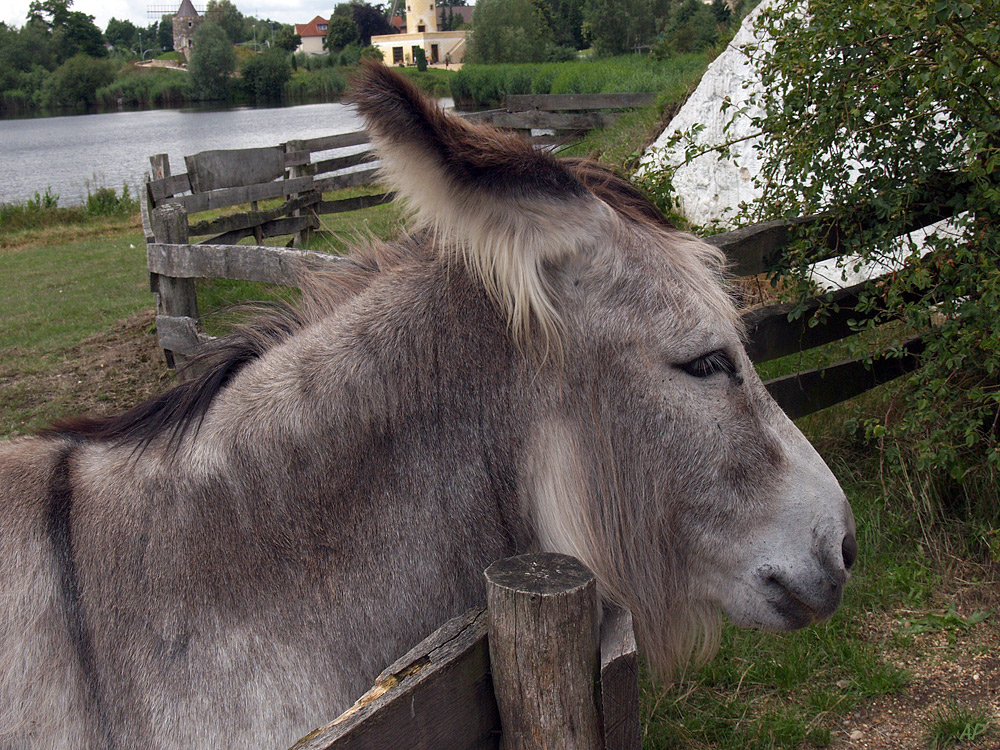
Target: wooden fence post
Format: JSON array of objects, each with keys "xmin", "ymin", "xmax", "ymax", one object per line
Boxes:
[
  {"xmin": 150, "ymin": 202, "xmax": 199, "ymax": 370},
  {"xmin": 485, "ymin": 553, "xmax": 602, "ymax": 750}
]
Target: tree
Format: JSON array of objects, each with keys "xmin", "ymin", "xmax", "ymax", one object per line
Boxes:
[
  {"xmin": 57, "ymin": 11, "xmax": 107, "ymax": 59},
  {"xmin": 325, "ymin": 15, "xmax": 358, "ymax": 52},
  {"xmin": 105, "ymin": 17, "xmax": 138, "ymax": 51},
  {"xmin": 205, "ymin": 0, "xmax": 245, "ymax": 43},
  {"xmin": 274, "ymin": 26, "xmax": 301, "ymax": 52},
  {"xmin": 469, "ymin": 0, "xmax": 554, "ymax": 64},
  {"xmin": 348, "ymin": 2, "xmax": 395, "ymax": 46},
  {"xmin": 583, "ymin": 0, "xmax": 655, "ymax": 56},
  {"xmin": 240, "ymin": 48, "xmax": 290, "ymax": 100},
  {"xmin": 158, "ymin": 14, "xmax": 174, "ymax": 50},
  {"xmin": 744, "ymin": 0, "xmax": 1000, "ymax": 481},
  {"xmin": 188, "ymin": 21, "xmax": 235, "ymax": 100}
]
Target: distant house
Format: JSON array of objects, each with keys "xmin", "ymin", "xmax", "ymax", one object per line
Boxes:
[
  {"xmin": 371, "ymin": 2, "xmax": 469, "ymax": 66},
  {"xmin": 295, "ymin": 15, "xmax": 330, "ymax": 55},
  {"xmin": 173, "ymin": 0, "xmax": 202, "ymax": 64},
  {"xmin": 389, "ymin": 15, "xmax": 406, "ymax": 33}
]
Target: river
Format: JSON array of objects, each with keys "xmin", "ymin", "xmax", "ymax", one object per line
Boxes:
[{"xmin": 0, "ymin": 102, "xmax": 373, "ymax": 207}]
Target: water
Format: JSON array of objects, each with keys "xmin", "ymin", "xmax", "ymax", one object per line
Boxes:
[{"xmin": 0, "ymin": 102, "xmax": 367, "ymax": 206}]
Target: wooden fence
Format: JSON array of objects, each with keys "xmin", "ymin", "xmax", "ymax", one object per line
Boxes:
[
  {"xmin": 288, "ymin": 553, "xmax": 640, "ymax": 750},
  {"xmin": 463, "ymin": 92, "xmax": 656, "ymax": 144},
  {"xmin": 142, "ymin": 115, "xmax": 948, "ymax": 418},
  {"xmin": 142, "ymin": 131, "xmax": 388, "ymax": 368}
]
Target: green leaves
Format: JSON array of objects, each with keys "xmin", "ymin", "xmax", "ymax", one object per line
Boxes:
[{"xmin": 746, "ymin": 0, "xmax": 1000, "ymax": 486}]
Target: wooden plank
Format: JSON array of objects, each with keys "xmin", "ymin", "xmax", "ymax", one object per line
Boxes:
[
  {"xmin": 147, "ymin": 173, "xmax": 193, "ymax": 205},
  {"xmin": 485, "ymin": 553, "xmax": 602, "ymax": 750},
  {"xmin": 287, "ymin": 131, "xmax": 371, "ymax": 154},
  {"xmin": 765, "ymin": 338, "xmax": 925, "ymax": 420},
  {"xmin": 290, "ymin": 607, "xmax": 499, "ymax": 750},
  {"xmin": 472, "ymin": 110, "xmax": 616, "ymax": 131},
  {"xmin": 184, "ymin": 145, "xmax": 286, "ymax": 193},
  {"xmin": 173, "ymin": 176, "xmax": 313, "ymax": 215},
  {"xmin": 187, "ymin": 195, "xmax": 319, "ymax": 237},
  {"xmin": 599, "ymin": 607, "xmax": 641, "ymax": 750},
  {"xmin": 284, "ymin": 149, "xmax": 312, "ymax": 168},
  {"xmin": 311, "ymin": 150, "xmax": 377, "ymax": 177},
  {"xmin": 140, "ymin": 175, "xmax": 155, "ymax": 243},
  {"xmin": 743, "ymin": 281, "xmax": 933, "ymax": 363},
  {"xmin": 312, "ymin": 168, "xmax": 380, "ymax": 194},
  {"xmin": 147, "ymin": 242, "xmax": 343, "ymax": 286},
  {"xmin": 149, "ymin": 203, "xmax": 200, "ymax": 371},
  {"xmin": 316, "ymin": 192, "xmax": 394, "ymax": 216},
  {"xmin": 505, "ymin": 93, "xmax": 655, "ymax": 111},
  {"xmin": 201, "ymin": 215, "xmax": 314, "ymax": 246},
  {"xmin": 743, "ymin": 282, "xmax": 866, "ymax": 363},
  {"xmin": 155, "ymin": 315, "xmax": 212, "ymax": 356}
]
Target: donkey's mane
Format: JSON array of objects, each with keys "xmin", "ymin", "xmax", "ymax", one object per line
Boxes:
[{"xmin": 43, "ymin": 164, "xmax": 678, "ymax": 450}]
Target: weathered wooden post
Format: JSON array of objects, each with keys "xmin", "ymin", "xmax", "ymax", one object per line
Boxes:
[
  {"xmin": 149, "ymin": 202, "xmax": 200, "ymax": 371},
  {"xmin": 484, "ymin": 553, "xmax": 603, "ymax": 750}
]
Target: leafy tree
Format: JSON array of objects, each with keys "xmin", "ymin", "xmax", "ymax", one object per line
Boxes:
[
  {"xmin": 240, "ymin": 48, "xmax": 290, "ymax": 100},
  {"xmin": 39, "ymin": 53, "xmax": 114, "ymax": 107},
  {"xmin": 349, "ymin": 2, "xmax": 395, "ymax": 45},
  {"xmin": 26, "ymin": 0, "xmax": 72, "ymax": 29},
  {"xmin": 547, "ymin": 0, "xmax": 585, "ymax": 49},
  {"xmin": 158, "ymin": 14, "xmax": 174, "ymax": 51},
  {"xmin": 583, "ymin": 0, "xmax": 655, "ymax": 56},
  {"xmin": 274, "ymin": 27, "xmax": 301, "ymax": 52},
  {"xmin": 325, "ymin": 15, "xmax": 358, "ymax": 52},
  {"xmin": 469, "ymin": 0, "xmax": 555, "ymax": 63},
  {"xmin": 188, "ymin": 21, "xmax": 235, "ymax": 100},
  {"xmin": 105, "ymin": 17, "xmax": 138, "ymax": 51},
  {"xmin": 652, "ymin": 0, "xmax": 719, "ymax": 57},
  {"xmin": 60, "ymin": 11, "xmax": 107, "ymax": 59},
  {"xmin": 743, "ymin": 0, "xmax": 1000, "ymax": 481},
  {"xmin": 205, "ymin": 0, "xmax": 245, "ymax": 43}
]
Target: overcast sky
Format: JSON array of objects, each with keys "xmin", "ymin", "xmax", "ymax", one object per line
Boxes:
[{"xmin": 2, "ymin": 0, "xmax": 330, "ymax": 32}]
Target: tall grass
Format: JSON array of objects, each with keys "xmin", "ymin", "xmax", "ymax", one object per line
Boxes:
[
  {"xmin": 95, "ymin": 67, "xmax": 191, "ymax": 108},
  {"xmin": 450, "ymin": 53, "xmax": 713, "ymax": 109},
  {"xmin": 285, "ymin": 67, "xmax": 348, "ymax": 100}
]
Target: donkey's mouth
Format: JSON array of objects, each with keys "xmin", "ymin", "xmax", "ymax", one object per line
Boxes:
[{"xmin": 758, "ymin": 565, "xmax": 843, "ymax": 630}]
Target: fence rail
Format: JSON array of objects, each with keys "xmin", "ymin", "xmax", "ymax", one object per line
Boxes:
[{"xmin": 289, "ymin": 553, "xmax": 640, "ymax": 750}]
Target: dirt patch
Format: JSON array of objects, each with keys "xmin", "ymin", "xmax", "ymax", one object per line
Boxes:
[
  {"xmin": 829, "ymin": 570, "xmax": 1000, "ymax": 750},
  {"xmin": 0, "ymin": 310, "xmax": 172, "ymax": 433}
]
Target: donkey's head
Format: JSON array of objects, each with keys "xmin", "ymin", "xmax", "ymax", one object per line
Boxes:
[{"xmin": 351, "ymin": 62, "xmax": 856, "ymax": 676}]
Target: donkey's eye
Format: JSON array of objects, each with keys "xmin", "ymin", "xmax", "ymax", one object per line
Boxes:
[{"xmin": 679, "ymin": 349, "xmax": 738, "ymax": 378}]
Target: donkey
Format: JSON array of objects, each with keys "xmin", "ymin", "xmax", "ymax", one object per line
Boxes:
[{"xmin": 0, "ymin": 61, "xmax": 856, "ymax": 748}]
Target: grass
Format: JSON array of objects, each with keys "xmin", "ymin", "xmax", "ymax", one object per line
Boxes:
[{"xmin": 924, "ymin": 705, "xmax": 993, "ymax": 748}]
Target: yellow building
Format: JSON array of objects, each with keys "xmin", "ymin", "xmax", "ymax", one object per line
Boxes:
[{"xmin": 370, "ymin": 2, "xmax": 469, "ymax": 66}]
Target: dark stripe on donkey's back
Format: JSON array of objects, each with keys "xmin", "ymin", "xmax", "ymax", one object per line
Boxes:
[{"xmin": 47, "ymin": 443, "xmax": 115, "ymax": 747}]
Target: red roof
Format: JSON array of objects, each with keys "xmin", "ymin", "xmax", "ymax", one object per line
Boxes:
[
  {"xmin": 295, "ymin": 16, "xmax": 329, "ymax": 38},
  {"xmin": 390, "ymin": 15, "xmax": 405, "ymax": 32}
]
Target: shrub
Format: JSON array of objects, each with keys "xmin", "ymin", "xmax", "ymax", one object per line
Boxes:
[
  {"xmin": 38, "ymin": 54, "xmax": 116, "ymax": 108},
  {"xmin": 240, "ymin": 49, "xmax": 291, "ymax": 101},
  {"xmin": 743, "ymin": 0, "xmax": 1000, "ymax": 485}
]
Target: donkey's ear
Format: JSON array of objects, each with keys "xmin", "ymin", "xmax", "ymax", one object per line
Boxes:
[{"xmin": 348, "ymin": 60, "xmax": 613, "ymax": 343}]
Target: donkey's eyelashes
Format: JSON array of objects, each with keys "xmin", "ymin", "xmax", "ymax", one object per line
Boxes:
[{"xmin": 679, "ymin": 349, "xmax": 738, "ymax": 379}]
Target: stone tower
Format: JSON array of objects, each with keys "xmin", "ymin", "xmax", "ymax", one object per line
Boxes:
[{"xmin": 173, "ymin": 0, "xmax": 202, "ymax": 64}]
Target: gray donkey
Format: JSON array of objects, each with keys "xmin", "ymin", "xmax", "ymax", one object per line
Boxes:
[{"xmin": 0, "ymin": 61, "xmax": 856, "ymax": 748}]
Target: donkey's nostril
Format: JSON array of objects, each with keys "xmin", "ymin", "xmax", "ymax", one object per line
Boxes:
[{"xmin": 842, "ymin": 533, "xmax": 858, "ymax": 571}]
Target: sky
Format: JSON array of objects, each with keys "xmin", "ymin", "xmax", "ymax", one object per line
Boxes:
[{"xmin": 1, "ymin": 0, "xmax": 330, "ymax": 32}]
